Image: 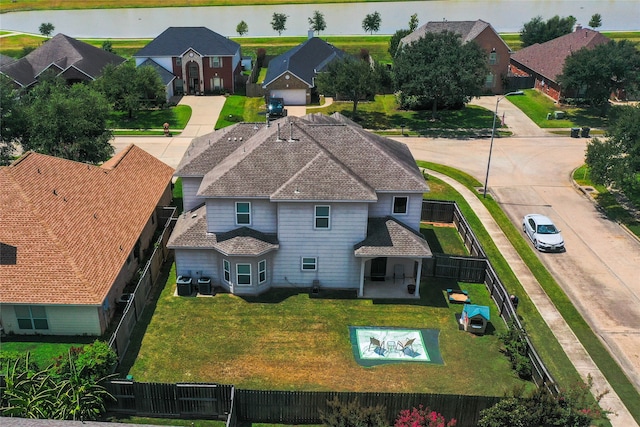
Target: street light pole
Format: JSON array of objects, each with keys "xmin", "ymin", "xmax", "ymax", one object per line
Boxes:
[{"xmin": 482, "ymin": 91, "xmax": 523, "ymax": 198}]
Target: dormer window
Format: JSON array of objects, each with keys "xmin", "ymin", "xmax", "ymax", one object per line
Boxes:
[{"xmin": 393, "ymin": 196, "xmax": 408, "ymax": 215}]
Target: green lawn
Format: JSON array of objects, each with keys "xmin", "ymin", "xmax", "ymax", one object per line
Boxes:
[
  {"xmin": 214, "ymin": 95, "xmax": 265, "ymax": 129},
  {"xmin": 312, "ymin": 95, "xmax": 495, "ymax": 136},
  {"xmin": 0, "ymin": 337, "xmax": 95, "ymax": 370},
  {"xmin": 506, "ymin": 89, "xmax": 608, "ymax": 129},
  {"xmin": 107, "ymin": 105, "xmax": 192, "ymax": 131}
]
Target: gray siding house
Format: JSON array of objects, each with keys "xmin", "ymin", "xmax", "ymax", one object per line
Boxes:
[{"xmin": 168, "ymin": 113, "xmax": 432, "ymax": 298}]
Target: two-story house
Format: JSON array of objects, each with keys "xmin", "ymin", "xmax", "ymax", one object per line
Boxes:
[
  {"xmin": 400, "ymin": 20, "xmax": 511, "ymax": 94},
  {"xmin": 167, "ymin": 113, "xmax": 432, "ymax": 298},
  {"xmin": 133, "ymin": 27, "xmax": 242, "ymax": 97}
]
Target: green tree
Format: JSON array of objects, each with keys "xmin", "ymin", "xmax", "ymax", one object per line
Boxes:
[
  {"xmin": 586, "ymin": 105, "xmax": 640, "ymax": 197},
  {"xmin": 0, "ymin": 75, "xmax": 25, "ymax": 165},
  {"xmin": 520, "ymin": 15, "xmax": 576, "ymax": 47},
  {"xmin": 236, "ymin": 20, "xmax": 248, "ymax": 36},
  {"xmin": 20, "ymin": 77, "xmax": 113, "ymax": 163},
  {"xmin": 316, "ymin": 55, "xmax": 382, "ymax": 114},
  {"xmin": 93, "ymin": 61, "xmax": 166, "ymax": 118},
  {"xmin": 408, "ymin": 13, "xmax": 419, "ymax": 32},
  {"xmin": 558, "ymin": 40, "xmax": 640, "ymax": 108},
  {"xmin": 271, "ymin": 12, "xmax": 288, "ymax": 36},
  {"xmin": 589, "ymin": 13, "xmax": 602, "ymax": 28},
  {"xmin": 38, "ymin": 22, "xmax": 55, "ymax": 38},
  {"xmin": 389, "ymin": 29, "xmax": 411, "ymax": 57},
  {"xmin": 392, "ymin": 31, "xmax": 487, "ymax": 119},
  {"xmin": 308, "ymin": 10, "xmax": 327, "ymax": 36},
  {"xmin": 362, "ymin": 11, "xmax": 381, "ymax": 35},
  {"xmin": 102, "ymin": 40, "xmax": 114, "ymax": 53}
]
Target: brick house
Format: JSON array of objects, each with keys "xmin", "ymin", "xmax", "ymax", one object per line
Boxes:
[
  {"xmin": 509, "ymin": 27, "xmax": 610, "ymax": 101},
  {"xmin": 400, "ymin": 20, "xmax": 511, "ymax": 94},
  {"xmin": 134, "ymin": 27, "xmax": 242, "ymax": 97}
]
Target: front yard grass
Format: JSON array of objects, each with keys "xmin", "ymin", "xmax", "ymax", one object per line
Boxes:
[
  {"xmin": 215, "ymin": 95, "xmax": 264, "ymax": 129},
  {"xmin": 311, "ymin": 95, "xmax": 495, "ymax": 136},
  {"xmin": 506, "ymin": 89, "xmax": 608, "ymax": 130},
  {"xmin": 107, "ymin": 104, "xmax": 192, "ymax": 132}
]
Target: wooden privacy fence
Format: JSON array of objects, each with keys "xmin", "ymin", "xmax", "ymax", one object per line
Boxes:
[
  {"xmin": 108, "ymin": 207, "xmax": 177, "ymax": 362},
  {"xmin": 422, "ymin": 200, "xmax": 558, "ymax": 395}
]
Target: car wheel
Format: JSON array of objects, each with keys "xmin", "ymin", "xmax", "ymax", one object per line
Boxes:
[{"xmin": 533, "ymin": 239, "xmax": 539, "ymax": 250}]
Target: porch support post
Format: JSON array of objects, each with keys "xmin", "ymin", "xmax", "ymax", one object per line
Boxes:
[
  {"xmin": 359, "ymin": 259, "xmax": 365, "ymax": 297},
  {"xmin": 414, "ymin": 258, "xmax": 423, "ymax": 298}
]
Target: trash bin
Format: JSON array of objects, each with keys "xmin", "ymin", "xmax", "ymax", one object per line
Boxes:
[
  {"xmin": 197, "ymin": 277, "xmax": 212, "ymax": 295},
  {"xmin": 571, "ymin": 128, "xmax": 580, "ymax": 138},
  {"xmin": 546, "ymin": 112, "xmax": 552, "ymax": 120},
  {"xmin": 177, "ymin": 276, "xmax": 192, "ymax": 296},
  {"xmin": 581, "ymin": 127, "xmax": 591, "ymax": 138}
]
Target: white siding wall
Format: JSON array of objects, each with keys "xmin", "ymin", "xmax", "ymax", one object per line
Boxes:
[
  {"xmin": 182, "ymin": 177, "xmax": 204, "ymax": 212},
  {"xmin": 206, "ymin": 199, "xmax": 276, "ymax": 233},
  {"xmin": 272, "ymin": 202, "xmax": 368, "ymax": 289},
  {"xmin": 1, "ymin": 305, "xmax": 101, "ymax": 336},
  {"xmin": 174, "ymin": 249, "xmax": 219, "ymax": 283},
  {"xmin": 369, "ymin": 192, "xmax": 423, "ymax": 231},
  {"xmin": 135, "ymin": 56, "xmax": 173, "ymax": 72}
]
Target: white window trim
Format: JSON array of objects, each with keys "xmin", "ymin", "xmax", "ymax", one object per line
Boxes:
[
  {"xmin": 235, "ymin": 202, "xmax": 251, "ymax": 225},
  {"xmin": 236, "ymin": 263, "xmax": 252, "ymax": 286},
  {"xmin": 15, "ymin": 305, "xmax": 49, "ymax": 330},
  {"xmin": 314, "ymin": 205, "xmax": 331, "ymax": 229},
  {"xmin": 301, "ymin": 257, "xmax": 317, "ymax": 271},
  {"xmin": 210, "ymin": 56, "xmax": 222, "ymax": 68},
  {"xmin": 392, "ymin": 196, "xmax": 409, "ymax": 215},
  {"xmin": 223, "ymin": 259, "xmax": 231, "ymax": 283},
  {"xmin": 258, "ymin": 259, "xmax": 267, "ymax": 284}
]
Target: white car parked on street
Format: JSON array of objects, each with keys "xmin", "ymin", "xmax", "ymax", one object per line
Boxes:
[{"xmin": 523, "ymin": 214, "xmax": 565, "ymax": 252}]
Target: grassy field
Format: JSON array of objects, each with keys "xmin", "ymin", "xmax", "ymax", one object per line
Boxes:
[{"xmin": 506, "ymin": 89, "xmax": 608, "ymax": 130}]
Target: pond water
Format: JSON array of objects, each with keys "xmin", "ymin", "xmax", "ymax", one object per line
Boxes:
[{"xmin": 1, "ymin": 0, "xmax": 638, "ymax": 39}]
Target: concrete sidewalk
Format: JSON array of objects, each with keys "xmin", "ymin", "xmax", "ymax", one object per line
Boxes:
[
  {"xmin": 425, "ymin": 169, "xmax": 637, "ymax": 427},
  {"xmin": 470, "ymin": 95, "xmax": 550, "ymax": 138}
]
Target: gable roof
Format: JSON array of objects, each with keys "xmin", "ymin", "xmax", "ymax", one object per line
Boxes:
[
  {"xmin": 263, "ymin": 37, "xmax": 348, "ymax": 87},
  {"xmin": 175, "ymin": 113, "xmax": 428, "ymax": 202},
  {"xmin": 139, "ymin": 58, "xmax": 176, "ymax": 86},
  {"xmin": 463, "ymin": 304, "xmax": 490, "ymax": 320},
  {"xmin": 134, "ymin": 27, "xmax": 240, "ymax": 58},
  {"xmin": 0, "ymin": 33, "xmax": 126, "ymax": 88},
  {"xmin": 400, "ymin": 19, "xmax": 505, "ymax": 48},
  {"xmin": 510, "ymin": 28, "xmax": 610, "ymax": 82},
  {"xmin": 0, "ymin": 145, "xmax": 174, "ymax": 306}
]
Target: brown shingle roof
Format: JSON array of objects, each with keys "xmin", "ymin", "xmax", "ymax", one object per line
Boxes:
[
  {"xmin": 0, "ymin": 145, "xmax": 174, "ymax": 305},
  {"xmin": 510, "ymin": 28, "xmax": 610, "ymax": 82},
  {"xmin": 177, "ymin": 113, "xmax": 427, "ymax": 201},
  {"xmin": 354, "ymin": 217, "xmax": 432, "ymax": 258}
]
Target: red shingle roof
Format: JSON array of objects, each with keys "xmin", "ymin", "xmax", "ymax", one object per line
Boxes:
[
  {"xmin": 511, "ymin": 28, "xmax": 610, "ymax": 83},
  {"xmin": 0, "ymin": 145, "xmax": 174, "ymax": 305}
]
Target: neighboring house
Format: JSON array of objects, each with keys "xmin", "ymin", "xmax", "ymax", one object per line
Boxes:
[
  {"xmin": 168, "ymin": 113, "xmax": 432, "ymax": 298},
  {"xmin": 0, "ymin": 145, "xmax": 174, "ymax": 336},
  {"xmin": 0, "ymin": 33, "xmax": 126, "ymax": 89},
  {"xmin": 400, "ymin": 19, "xmax": 511, "ymax": 94},
  {"xmin": 133, "ymin": 27, "xmax": 242, "ymax": 97},
  {"xmin": 262, "ymin": 37, "xmax": 348, "ymax": 105},
  {"xmin": 510, "ymin": 26, "xmax": 610, "ymax": 101},
  {"xmin": 0, "ymin": 54, "xmax": 16, "ymax": 67}
]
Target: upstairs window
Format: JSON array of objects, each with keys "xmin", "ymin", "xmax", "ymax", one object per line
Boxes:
[
  {"xmin": 489, "ymin": 51, "xmax": 498, "ymax": 65},
  {"xmin": 210, "ymin": 56, "xmax": 222, "ymax": 68},
  {"xmin": 176, "ymin": 57, "xmax": 182, "ymax": 66},
  {"xmin": 236, "ymin": 202, "xmax": 251, "ymax": 225},
  {"xmin": 315, "ymin": 205, "xmax": 330, "ymax": 229},
  {"xmin": 393, "ymin": 196, "xmax": 408, "ymax": 215}
]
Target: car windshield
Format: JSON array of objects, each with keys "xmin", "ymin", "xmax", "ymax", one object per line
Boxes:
[{"xmin": 537, "ymin": 224, "xmax": 558, "ymax": 234}]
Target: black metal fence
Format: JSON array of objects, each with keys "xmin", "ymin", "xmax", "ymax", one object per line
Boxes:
[{"xmin": 422, "ymin": 200, "xmax": 558, "ymax": 395}]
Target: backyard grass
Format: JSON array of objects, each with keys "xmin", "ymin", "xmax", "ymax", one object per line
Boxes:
[
  {"xmin": 311, "ymin": 95, "xmax": 495, "ymax": 136},
  {"xmin": 107, "ymin": 105, "xmax": 192, "ymax": 131},
  {"xmin": 420, "ymin": 162, "xmax": 639, "ymax": 424},
  {"xmin": 0, "ymin": 336, "xmax": 95, "ymax": 370},
  {"xmin": 128, "ymin": 262, "xmax": 527, "ymax": 395},
  {"xmin": 506, "ymin": 89, "xmax": 608, "ymax": 129}
]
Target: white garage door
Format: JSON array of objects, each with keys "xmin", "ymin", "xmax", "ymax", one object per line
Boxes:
[{"xmin": 270, "ymin": 89, "xmax": 306, "ymax": 106}]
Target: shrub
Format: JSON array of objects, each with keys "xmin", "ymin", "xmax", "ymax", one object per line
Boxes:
[
  {"xmin": 498, "ymin": 322, "xmax": 532, "ymax": 379},
  {"xmin": 395, "ymin": 405, "xmax": 456, "ymax": 427},
  {"xmin": 319, "ymin": 397, "xmax": 387, "ymax": 427}
]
